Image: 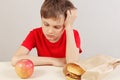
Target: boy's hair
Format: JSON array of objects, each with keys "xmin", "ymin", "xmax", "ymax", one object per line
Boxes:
[{"xmin": 40, "ymin": 0, "xmax": 76, "ymax": 19}]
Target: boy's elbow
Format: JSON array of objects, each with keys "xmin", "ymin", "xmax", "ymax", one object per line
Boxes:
[{"xmin": 66, "ymin": 56, "xmax": 80, "ymax": 64}]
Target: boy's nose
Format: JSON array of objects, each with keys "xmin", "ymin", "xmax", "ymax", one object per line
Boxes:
[{"xmin": 48, "ymin": 28, "xmax": 54, "ymax": 34}]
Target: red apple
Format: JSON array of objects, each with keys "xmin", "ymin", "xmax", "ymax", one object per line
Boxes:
[{"xmin": 15, "ymin": 59, "xmax": 34, "ymax": 79}]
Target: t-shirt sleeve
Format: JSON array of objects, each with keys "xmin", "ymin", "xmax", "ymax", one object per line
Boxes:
[
  {"xmin": 73, "ymin": 30, "xmax": 82, "ymax": 53},
  {"xmin": 21, "ymin": 30, "xmax": 35, "ymax": 51}
]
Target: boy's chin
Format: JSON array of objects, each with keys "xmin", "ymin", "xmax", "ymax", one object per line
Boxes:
[{"xmin": 47, "ymin": 38, "xmax": 58, "ymax": 43}]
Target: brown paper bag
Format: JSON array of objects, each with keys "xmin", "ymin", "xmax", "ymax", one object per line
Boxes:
[{"xmin": 78, "ymin": 55, "xmax": 120, "ymax": 80}]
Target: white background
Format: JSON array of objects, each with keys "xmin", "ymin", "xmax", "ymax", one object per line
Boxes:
[{"xmin": 0, "ymin": 0, "xmax": 120, "ymax": 61}]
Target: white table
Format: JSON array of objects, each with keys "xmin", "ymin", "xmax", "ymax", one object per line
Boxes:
[
  {"xmin": 0, "ymin": 62, "xmax": 120, "ymax": 80},
  {"xmin": 0, "ymin": 62, "xmax": 65, "ymax": 80}
]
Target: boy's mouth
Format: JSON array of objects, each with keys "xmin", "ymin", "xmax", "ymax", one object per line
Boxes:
[{"xmin": 46, "ymin": 34, "xmax": 55, "ymax": 38}]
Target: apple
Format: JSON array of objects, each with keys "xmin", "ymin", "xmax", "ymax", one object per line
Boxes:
[{"xmin": 15, "ymin": 59, "xmax": 34, "ymax": 79}]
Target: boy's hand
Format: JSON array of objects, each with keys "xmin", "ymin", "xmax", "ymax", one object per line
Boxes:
[{"xmin": 64, "ymin": 9, "xmax": 77, "ymax": 28}]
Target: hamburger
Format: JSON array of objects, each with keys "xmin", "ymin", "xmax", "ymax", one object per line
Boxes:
[{"xmin": 63, "ymin": 63, "xmax": 85, "ymax": 80}]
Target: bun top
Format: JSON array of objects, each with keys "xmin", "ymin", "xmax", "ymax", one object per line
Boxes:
[{"xmin": 64, "ymin": 63, "xmax": 85, "ymax": 75}]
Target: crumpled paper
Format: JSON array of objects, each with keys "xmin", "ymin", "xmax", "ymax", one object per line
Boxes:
[{"xmin": 78, "ymin": 54, "xmax": 120, "ymax": 80}]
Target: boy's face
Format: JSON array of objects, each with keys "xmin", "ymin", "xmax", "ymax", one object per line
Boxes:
[{"xmin": 41, "ymin": 15, "xmax": 65, "ymax": 43}]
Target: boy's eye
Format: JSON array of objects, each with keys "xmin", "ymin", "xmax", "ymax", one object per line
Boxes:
[
  {"xmin": 45, "ymin": 24, "xmax": 49, "ymax": 26},
  {"xmin": 44, "ymin": 23, "xmax": 49, "ymax": 26},
  {"xmin": 54, "ymin": 26, "xmax": 61, "ymax": 29}
]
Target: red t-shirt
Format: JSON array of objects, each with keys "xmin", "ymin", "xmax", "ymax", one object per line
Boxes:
[{"xmin": 22, "ymin": 27, "xmax": 82, "ymax": 58}]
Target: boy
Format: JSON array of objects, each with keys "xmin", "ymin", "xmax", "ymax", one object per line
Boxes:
[{"xmin": 11, "ymin": 0, "xmax": 82, "ymax": 67}]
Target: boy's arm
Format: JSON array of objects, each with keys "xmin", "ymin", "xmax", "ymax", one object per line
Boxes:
[
  {"xmin": 11, "ymin": 46, "xmax": 66, "ymax": 67},
  {"xmin": 65, "ymin": 9, "xmax": 80, "ymax": 63}
]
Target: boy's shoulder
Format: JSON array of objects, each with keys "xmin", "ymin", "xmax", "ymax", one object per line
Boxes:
[
  {"xmin": 73, "ymin": 29, "xmax": 79, "ymax": 34},
  {"xmin": 32, "ymin": 27, "xmax": 42, "ymax": 31},
  {"xmin": 29, "ymin": 27, "xmax": 42, "ymax": 34}
]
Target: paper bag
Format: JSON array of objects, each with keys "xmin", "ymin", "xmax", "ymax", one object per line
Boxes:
[{"xmin": 78, "ymin": 55, "xmax": 120, "ymax": 80}]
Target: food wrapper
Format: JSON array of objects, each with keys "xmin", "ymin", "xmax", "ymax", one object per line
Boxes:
[{"xmin": 78, "ymin": 55, "xmax": 120, "ymax": 80}]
